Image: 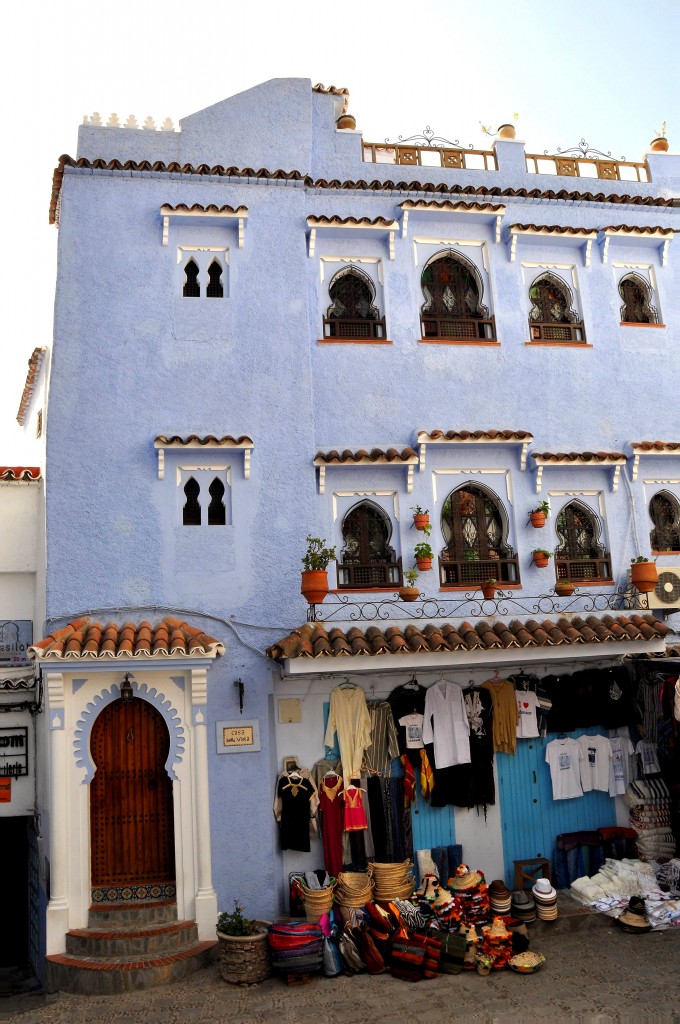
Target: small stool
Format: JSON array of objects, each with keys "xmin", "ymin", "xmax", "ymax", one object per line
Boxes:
[{"xmin": 513, "ymin": 858, "xmax": 551, "ymax": 891}]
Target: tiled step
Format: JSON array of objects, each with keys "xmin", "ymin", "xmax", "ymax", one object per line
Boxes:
[
  {"xmin": 87, "ymin": 899, "xmax": 178, "ymax": 931},
  {"xmin": 46, "ymin": 940, "xmax": 217, "ymax": 995},
  {"xmin": 66, "ymin": 920, "xmax": 198, "ymax": 957}
]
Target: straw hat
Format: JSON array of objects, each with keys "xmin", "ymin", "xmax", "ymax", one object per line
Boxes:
[
  {"xmin": 489, "ymin": 916, "xmax": 510, "ymax": 939},
  {"xmin": 532, "ymin": 878, "xmax": 557, "ymax": 901},
  {"xmin": 616, "ymin": 896, "xmax": 651, "ymax": 933},
  {"xmin": 489, "ymin": 880, "xmax": 510, "ymax": 896},
  {"xmin": 451, "ymin": 864, "xmax": 483, "ymax": 890}
]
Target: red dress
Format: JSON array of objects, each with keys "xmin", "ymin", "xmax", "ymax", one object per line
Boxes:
[
  {"xmin": 319, "ymin": 774, "xmax": 344, "ymax": 878},
  {"xmin": 342, "ymin": 784, "xmax": 368, "ymax": 832}
]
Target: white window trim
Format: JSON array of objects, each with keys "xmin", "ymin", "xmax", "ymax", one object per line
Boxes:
[
  {"xmin": 508, "ymin": 227, "xmax": 596, "ymax": 267},
  {"xmin": 319, "ymin": 256, "xmax": 383, "ymax": 286},
  {"xmin": 612, "ymin": 261, "xmax": 662, "ymax": 323},
  {"xmin": 412, "ymin": 236, "xmax": 490, "ymax": 272},
  {"xmin": 548, "ymin": 488, "xmax": 607, "ymax": 520},
  {"xmin": 532, "ymin": 457, "xmax": 626, "ymax": 494},
  {"xmin": 432, "ymin": 468, "xmax": 513, "ymax": 505},
  {"xmin": 400, "ymin": 204, "xmax": 504, "ymax": 243},
  {"xmin": 332, "ymin": 490, "xmax": 399, "ymax": 521},
  {"xmin": 601, "ymin": 230, "xmax": 671, "ymax": 267},
  {"xmin": 177, "ymin": 466, "xmax": 232, "ymax": 527},
  {"xmin": 162, "ymin": 207, "xmax": 247, "ymax": 248}
]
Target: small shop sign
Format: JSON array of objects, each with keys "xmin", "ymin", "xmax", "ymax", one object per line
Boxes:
[
  {"xmin": 215, "ymin": 719, "xmax": 261, "ymax": 754},
  {"xmin": 0, "ymin": 727, "xmax": 28, "ymax": 777},
  {"xmin": 0, "ymin": 778, "xmax": 10, "ymax": 802},
  {"xmin": 0, "ymin": 621, "xmax": 33, "ymax": 666}
]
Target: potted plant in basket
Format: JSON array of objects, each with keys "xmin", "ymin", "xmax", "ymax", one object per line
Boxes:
[
  {"xmin": 414, "ymin": 540, "xmax": 434, "ymax": 571},
  {"xmin": 630, "ymin": 556, "xmax": 659, "ymax": 594},
  {"xmin": 554, "ymin": 579, "xmax": 576, "ymax": 597},
  {"xmin": 301, "ymin": 535, "xmax": 336, "ymax": 604},
  {"xmin": 216, "ymin": 901, "xmax": 271, "ymax": 985},
  {"xmin": 411, "ymin": 505, "xmax": 431, "ymax": 534},
  {"xmin": 480, "ymin": 577, "xmax": 497, "ymax": 600},
  {"xmin": 399, "ymin": 567, "xmax": 420, "ymax": 602},
  {"xmin": 532, "ymin": 548, "xmax": 552, "ymax": 568},
  {"xmin": 528, "ymin": 500, "xmax": 550, "ymax": 528}
]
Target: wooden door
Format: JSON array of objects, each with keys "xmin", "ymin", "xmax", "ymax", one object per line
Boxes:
[{"xmin": 90, "ymin": 697, "xmax": 175, "ymax": 888}]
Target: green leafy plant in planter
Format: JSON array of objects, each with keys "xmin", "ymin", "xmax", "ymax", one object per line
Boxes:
[
  {"xmin": 414, "ymin": 540, "xmax": 434, "ymax": 571},
  {"xmin": 399, "ymin": 567, "xmax": 421, "ymax": 602},
  {"xmin": 216, "ymin": 901, "xmax": 271, "ymax": 985},
  {"xmin": 411, "ymin": 505, "xmax": 432, "ymax": 535},
  {"xmin": 217, "ymin": 901, "xmax": 261, "ymax": 937},
  {"xmin": 630, "ymin": 555, "xmax": 658, "ymax": 593},
  {"xmin": 481, "ymin": 577, "xmax": 497, "ymax": 600},
  {"xmin": 529, "ymin": 500, "xmax": 551, "ymax": 528},
  {"xmin": 554, "ymin": 578, "xmax": 576, "ymax": 597},
  {"xmin": 531, "ymin": 548, "xmax": 552, "ymax": 567},
  {"xmin": 301, "ymin": 535, "xmax": 336, "ymax": 604}
]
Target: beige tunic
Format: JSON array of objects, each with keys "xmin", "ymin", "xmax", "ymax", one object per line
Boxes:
[{"xmin": 481, "ymin": 679, "xmax": 519, "ymax": 755}]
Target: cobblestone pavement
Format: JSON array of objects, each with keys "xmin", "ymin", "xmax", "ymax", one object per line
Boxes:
[{"xmin": 3, "ymin": 925, "xmax": 680, "ymax": 1024}]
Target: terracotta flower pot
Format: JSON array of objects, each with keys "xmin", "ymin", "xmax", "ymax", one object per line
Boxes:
[
  {"xmin": 336, "ymin": 114, "xmax": 356, "ymax": 130},
  {"xmin": 533, "ymin": 553, "xmax": 550, "ymax": 568},
  {"xmin": 555, "ymin": 583, "xmax": 575, "ymax": 597},
  {"xmin": 630, "ymin": 562, "xmax": 658, "ymax": 594},
  {"xmin": 497, "ymin": 124, "xmax": 516, "ymax": 140},
  {"xmin": 415, "ymin": 557, "xmax": 432, "ymax": 571},
  {"xmin": 530, "ymin": 511, "xmax": 547, "ymax": 528},
  {"xmin": 399, "ymin": 586, "xmax": 420, "ymax": 603},
  {"xmin": 481, "ymin": 586, "xmax": 496, "ymax": 600},
  {"xmin": 650, "ymin": 137, "xmax": 669, "ymax": 153},
  {"xmin": 413, "ymin": 513, "xmax": 430, "ymax": 531},
  {"xmin": 301, "ymin": 569, "xmax": 329, "ymax": 604}
]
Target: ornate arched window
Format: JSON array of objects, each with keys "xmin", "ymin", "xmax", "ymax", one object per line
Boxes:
[
  {"xmin": 439, "ymin": 485, "xmax": 518, "ymax": 585},
  {"xmin": 528, "ymin": 272, "xmax": 585, "ymax": 342},
  {"xmin": 324, "ymin": 267, "xmax": 385, "ymax": 339},
  {"xmin": 207, "ymin": 478, "xmax": 226, "ymax": 525},
  {"xmin": 650, "ymin": 491, "xmax": 680, "ymax": 552},
  {"xmin": 420, "ymin": 252, "xmax": 494, "ymax": 340},
  {"xmin": 337, "ymin": 501, "xmax": 401, "ymax": 588},
  {"xmin": 183, "ymin": 259, "xmax": 200, "ymax": 298},
  {"xmin": 182, "ymin": 478, "xmax": 201, "ymax": 525},
  {"xmin": 619, "ymin": 273, "xmax": 658, "ymax": 324},
  {"xmin": 206, "ymin": 260, "xmax": 224, "ymax": 299},
  {"xmin": 554, "ymin": 500, "xmax": 611, "ymax": 580}
]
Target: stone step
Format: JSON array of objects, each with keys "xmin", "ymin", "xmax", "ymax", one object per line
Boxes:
[
  {"xmin": 46, "ymin": 940, "xmax": 217, "ymax": 995},
  {"xmin": 66, "ymin": 920, "xmax": 199, "ymax": 957},
  {"xmin": 87, "ymin": 899, "xmax": 178, "ymax": 931}
]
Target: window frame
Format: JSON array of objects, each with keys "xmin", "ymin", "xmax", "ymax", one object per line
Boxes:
[
  {"xmin": 336, "ymin": 498, "xmax": 402, "ymax": 589},
  {"xmin": 177, "ymin": 246, "xmax": 230, "ymax": 300},
  {"xmin": 413, "ymin": 238, "xmax": 496, "ymax": 344},
  {"xmin": 550, "ymin": 492, "xmax": 613, "ymax": 583},
  {"xmin": 649, "ymin": 488, "xmax": 680, "ymax": 554},
  {"xmin": 317, "ymin": 256, "xmax": 389, "ymax": 344},
  {"xmin": 612, "ymin": 262, "xmax": 663, "ymax": 327},
  {"xmin": 521, "ymin": 262, "xmax": 587, "ymax": 345}
]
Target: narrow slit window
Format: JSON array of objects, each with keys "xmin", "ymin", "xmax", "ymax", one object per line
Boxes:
[
  {"xmin": 183, "ymin": 259, "xmax": 200, "ymax": 298},
  {"xmin": 207, "ymin": 478, "xmax": 226, "ymax": 525},
  {"xmin": 183, "ymin": 478, "xmax": 201, "ymax": 525},
  {"xmin": 207, "ymin": 260, "xmax": 224, "ymax": 299}
]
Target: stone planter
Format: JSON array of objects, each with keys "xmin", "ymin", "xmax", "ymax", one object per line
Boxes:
[{"xmin": 217, "ymin": 925, "xmax": 271, "ymax": 985}]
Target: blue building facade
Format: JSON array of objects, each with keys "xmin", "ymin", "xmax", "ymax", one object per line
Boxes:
[{"xmin": 38, "ymin": 79, "xmax": 679, "ymax": 972}]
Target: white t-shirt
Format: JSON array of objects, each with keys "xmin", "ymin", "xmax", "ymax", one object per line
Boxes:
[
  {"xmin": 399, "ymin": 713, "xmax": 424, "ymax": 750},
  {"xmin": 608, "ymin": 733, "xmax": 635, "ymax": 796},
  {"xmin": 422, "ymin": 680, "xmax": 471, "ymax": 768},
  {"xmin": 577, "ymin": 734, "xmax": 612, "ymax": 793},
  {"xmin": 636, "ymin": 740, "xmax": 661, "ymax": 775},
  {"xmin": 515, "ymin": 691, "xmax": 540, "ymax": 738},
  {"xmin": 545, "ymin": 738, "xmax": 583, "ymax": 800}
]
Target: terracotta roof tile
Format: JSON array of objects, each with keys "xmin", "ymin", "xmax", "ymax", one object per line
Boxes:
[
  {"xmin": 418, "ymin": 429, "xmax": 533, "ymax": 443},
  {"xmin": 602, "ymin": 225, "xmax": 674, "ymax": 235},
  {"xmin": 29, "ymin": 616, "xmax": 224, "ymax": 660},
  {"xmin": 399, "ymin": 199, "xmax": 505, "ymax": 213},
  {"xmin": 266, "ymin": 615, "xmax": 672, "ymax": 661},
  {"xmin": 160, "ymin": 203, "xmax": 248, "ymax": 215},
  {"xmin": 312, "ymin": 84, "xmax": 350, "ymax": 96},
  {"xmin": 314, "ymin": 447, "xmax": 418, "ymax": 464},
  {"xmin": 631, "ymin": 441, "xmax": 680, "ymax": 453},
  {"xmin": 307, "ymin": 215, "xmax": 397, "ymax": 228},
  {"xmin": 509, "ymin": 223, "xmax": 598, "ymax": 236},
  {"xmin": 531, "ymin": 451, "xmax": 627, "ymax": 463},
  {"xmin": 154, "ymin": 434, "xmax": 253, "ymax": 447},
  {"xmin": 0, "ymin": 467, "xmax": 41, "ymax": 481},
  {"xmin": 16, "ymin": 348, "xmax": 47, "ymax": 425}
]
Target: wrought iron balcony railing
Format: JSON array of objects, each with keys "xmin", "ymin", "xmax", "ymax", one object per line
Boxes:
[
  {"xmin": 421, "ymin": 316, "xmax": 496, "ymax": 342},
  {"xmin": 323, "ymin": 316, "xmax": 387, "ymax": 340}
]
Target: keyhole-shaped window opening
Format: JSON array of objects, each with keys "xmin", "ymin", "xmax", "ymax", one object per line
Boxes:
[
  {"xmin": 529, "ymin": 274, "xmax": 576, "ymax": 324},
  {"xmin": 328, "ymin": 269, "xmax": 379, "ymax": 322},
  {"xmin": 207, "ymin": 260, "xmax": 224, "ymax": 299},
  {"xmin": 619, "ymin": 274, "xmax": 658, "ymax": 324},
  {"xmin": 420, "ymin": 254, "xmax": 486, "ymax": 319},
  {"xmin": 439, "ymin": 484, "xmax": 518, "ymax": 584},
  {"xmin": 183, "ymin": 478, "xmax": 201, "ymax": 525},
  {"xmin": 207, "ymin": 478, "xmax": 226, "ymax": 525},
  {"xmin": 554, "ymin": 500, "xmax": 611, "ymax": 580},
  {"xmin": 650, "ymin": 490, "xmax": 680, "ymax": 552},
  {"xmin": 183, "ymin": 259, "xmax": 200, "ymax": 298},
  {"xmin": 337, "ymin": 500, "xmax": 400, "ymax": 587}
]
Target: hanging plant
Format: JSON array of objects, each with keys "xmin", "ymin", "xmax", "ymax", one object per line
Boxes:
[
  {"xmin": 481, "ymin": 578, "xmax": 497, "ymax": 600},
  {"xmin": 630, "ymin": 556, "xmax": 658, "ymax": 594},
  {"xmin": 414, "ymin": 541, "xmax": 434, "ymax": 571},
  {"xmin": 528, "ymin": 500, "xmax": 550, "ymax": 529},
  {"xmin": 411, "ymin": 505, "xmax": 431, "ymax": 533},
  {"xmin": 531, "ymin": 548, "xmax": 552, "ymax": 568}
]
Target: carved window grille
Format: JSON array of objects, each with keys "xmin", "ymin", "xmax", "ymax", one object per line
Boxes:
[
  {"xmin": 555, "ymin": 500, "xmax": 611, "ymax": 580},
  {"xmin": 324, "ymin": 267, "xmax": 386, "ymax": 339},
  {"xmin": 650, "ymin": 491, "xmax": 680, "ymax": 552},
  {"xmin": 420, "ymin": 252, "xmax": 495, "ymax": 341},
  {"xmin": 207, "ymin": 260, "xmax": 224, "ymax": 299},
  {"xmin": 528, "ymin": 272, "xmax": 585, "ymax": 343},
  {"xmin": 439, "ymin": 485, "xmax": 519, "ymax": 585},
  {"xmin": 619, "ymin": 274, "xmax": 658, "ymax": 324},
  {"xmin": 183, "ymin": 478, "xmax": 201, "ymax": 525},
  {"xmin": 337, "ymin": 501, "xmax": 401, "ymax": 588},
  {"xmin": 208, "ymin": 478, "xmax": 226, "ymax": 525},
  {"xmin": 183, "ymin": 259, "xmax": 200, "ymax": 298}
]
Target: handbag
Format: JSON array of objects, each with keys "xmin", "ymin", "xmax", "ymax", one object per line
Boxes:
[
  {"xmin": 437, "ymin": 931, "xmax": 467, "ymax": 975},
  {"xmin": 322, "ymin": 936, "xmax": 344, "ymax": 977}
]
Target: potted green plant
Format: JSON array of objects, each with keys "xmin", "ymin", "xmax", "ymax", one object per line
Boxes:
[
  {"xmin": 650, "ymin": 122, "xmax": 669, "ymax": 153},
  {"xmin": 481, "ymin": 577, "xmax": 497, "ymax": 600},
  {"xmin": 411, "ymin": 505, "xmax": 431, "ymax": 534},
  {"xmin": 216, "ymin": 901, "xmax": 271, "ymax": 985},
  {"xmin": 630, "ymin": 556, "xmax": 659, "ymax": 593},
  {"xmin": 554, "ymin": 579, "xmax": 576, "ymax": 597},
  {"xmin": 529, "ymin": 500, "xmax": 551, "ymax": 528},
  {"xmin": 532, "ymin": 548, "xmax": 552, "ymax": 568},
  {"xmin": 399, "ymin": 567, "xmax": 420, "ymax": 602},
  {"xmin": 301, "ymin": 535, "xmax": 336, "ymax": 604},
  {"xmin": 414, "ymin": 540, "xmax": 434, "ymax": 571}
]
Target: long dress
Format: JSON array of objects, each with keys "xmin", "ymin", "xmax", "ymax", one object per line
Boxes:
[{"xmin": 318, "ymin": 774, "xmax": 344, "ymax": 878}]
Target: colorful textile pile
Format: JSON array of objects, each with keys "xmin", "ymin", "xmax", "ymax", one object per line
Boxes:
[
  {"xmin": 624, "ymin": 778, "xmax": 676, "ymax": 862},
  {"xmin": 449, "ymin": 864, "xmax": 490, "ymax": 924},
  {"xmin": 267, "ymin": 920, "xmax": 323, "ymax": 974}
]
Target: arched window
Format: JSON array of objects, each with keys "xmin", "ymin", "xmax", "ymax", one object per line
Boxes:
[
  {"xmin": 206, "ymin": 260, "xmax": 224, "ymax": 299},
  {"xmin": 324, "ymin": 267, "xmax": 385, "ymax": 339},
  {"xmin": 183, "ymin": 259, "xmax": 200, "ymax": 298},
  {"xmin": 207, "ymin": 478, "xmax": 226, "ymax": 525},
  {"xmin": 619, "ymin": 274, "xmax": 658, "ymax": 324},
  {"xmin": 528, "ymin": 272, "xmax": 585, "ymax": 342},
  {"xmin": 439, "ymin": 485, "xmax": 518, "ymax": 585},
  {"xmin": 337, "ymin": 501, "xmax": 401, "ymax": 588},
  {"xmin": 183, "ymin": 478, "xmax": 201, "ymax": 525},
  {"xmin": 420, "ymin": 252, "xmax": 494, "ymax": 340},
  {"xmin": 650, "ymin": 491, "xmax": 680, "ymax": 552},
  {"xmin": 555, "ymin": 500, "xmax": 611, "ymax": 580}
]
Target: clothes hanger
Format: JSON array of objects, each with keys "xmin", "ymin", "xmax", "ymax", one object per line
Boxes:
[
  {"xmin": 339, "ymin": 677, "xmax": 357, "ymax": 690},
  {"xmin": 404, "ymin": 674, "xmax": 420, "ymax": 690}
]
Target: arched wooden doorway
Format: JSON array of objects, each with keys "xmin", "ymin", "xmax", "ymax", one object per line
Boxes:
[{"xmin": 90, "ymin": 697, "xmax": 175, "ymax": 891}]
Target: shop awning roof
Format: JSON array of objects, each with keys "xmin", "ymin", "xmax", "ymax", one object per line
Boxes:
[{"xmin": 29, "ymin": 616, "xmax": 224, "ymax": 660}]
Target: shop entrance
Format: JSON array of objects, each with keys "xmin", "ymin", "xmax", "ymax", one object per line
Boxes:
[
  {"xmin": 0, "ymin": 816, "xmax": 29, "ymax": 967},
  {"xmin": 90, "ymin": 697, "xmax": 175, "ymax": 893}
]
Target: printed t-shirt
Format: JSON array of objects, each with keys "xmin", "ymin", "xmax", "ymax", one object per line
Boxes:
[
  {"xmin": 545, "ymin": 738, "xmax": 583, "ymax": 800},
  {"xmin": 636, "ymin": 740, "xmax": 661, "ymax": 775},
  {"xmin": 515, "ymin": 691, "xmax": 540, "ymax": 738},
  {"xmin": 608, "ymin": 732, "xmax": 635, "ymax": 797},
  {"xmin": 577, "ymin": 734, "xmax": 612, "ymax": 792},
  {"xmin": 399, "ymin": 713, "xmax": 425, "ymax": 749}
]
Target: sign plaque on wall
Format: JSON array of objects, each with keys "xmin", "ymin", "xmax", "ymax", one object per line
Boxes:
[
  {"xmin": 0, "ymin": 621, "xmax": 33, "ymax": 666},
  {"xmin": 0, "ymin": 778, "xmax": 10, "ymax": 802},
  {"xmin": 215, "ymin": 719, "xmax": 261, "ymax": 754},
  {"xmin": 0, "ymin": 727, "xmax": 28, "ymax": 777}
]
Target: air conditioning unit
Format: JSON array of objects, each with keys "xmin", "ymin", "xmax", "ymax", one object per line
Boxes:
[{"xmin": 646, "ymin": 567, "xmax": 680, "ymax": 610}]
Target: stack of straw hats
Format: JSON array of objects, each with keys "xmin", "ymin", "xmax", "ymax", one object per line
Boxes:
[
  {"xmin": 450, "ymin": 864, "xmax": 489, "ymax": 925},
  {"xmin": 300, "ymin": 879, "xmax": 335, "ymax": 923},
  {"xmin": 488, "ymin": 879, "xmax": 512, "ymax": 917},
  {"xmin": 511, "ymin": 889, "xmax": 536, "ymax": 923},
  {"xmin": 532, "ymin": 878, "xmax": 558, "ymax": 921},
  {"xmin": 615, "ymin": 895, "xmax": 651, "ymax": 934},
  {"xmin": 368, "ymin": 860, "xmax": 414, "ymax": 901},
  {"xmin": 335, "ymin": 871, "xmax": 373, "ymax": 909}
]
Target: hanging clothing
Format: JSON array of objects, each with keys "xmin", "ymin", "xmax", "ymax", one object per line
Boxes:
[
  {"xmin": 324, "ymin": 684, "xmax": 372, "ymax": 780},
  {"xmin": 422, "ymin": 679, "xmax": 471, "ymax": 768},
  {"xmin": 577, "ymin": 734, "xmax": 612, "ymax": 793},
  {"xmin": 399, "ymin": 713, "xmax": 425, "ymax": 750},
  {"xmin": 515, "ymin": 690, "xmax": 540, "ymax": 739},
  {"xmin": 481, "ymin": 678, "xmax": 518, "ymax": 755},
  {"xmin": 545, "ymin": 737, "xmax": 583, "ymax": 800},
  {"xmin": 318, "ymin": 773, "xmax": 344, "ymax": 878},
  {"xmin": 430, "ymin": 687, "xmax": 494, "ymax": 809},
  {"xmin": 608, "ymin": 729, "xmax": 635, "ymax": 797},
  {"xmin": 273, "ymin": 771, "xmax": 319, "ymax": 851},
  {"xmin": 387, "ymin": 682, "xmax": 428, "ymax": 768},
  {"xmin": 636, "ymin": 740, "xmax": 661, "ymax": 775},
  {"xmin": 363, "ymin": 700, "xmax": 400, "ymax": 775},
  {"xmin": 311, "ymin": 756, "xmax": 341, "ymax": 789},
  {"xmin": 343, "ymin": 784, "xmax": 368, "ymax": 832}
]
